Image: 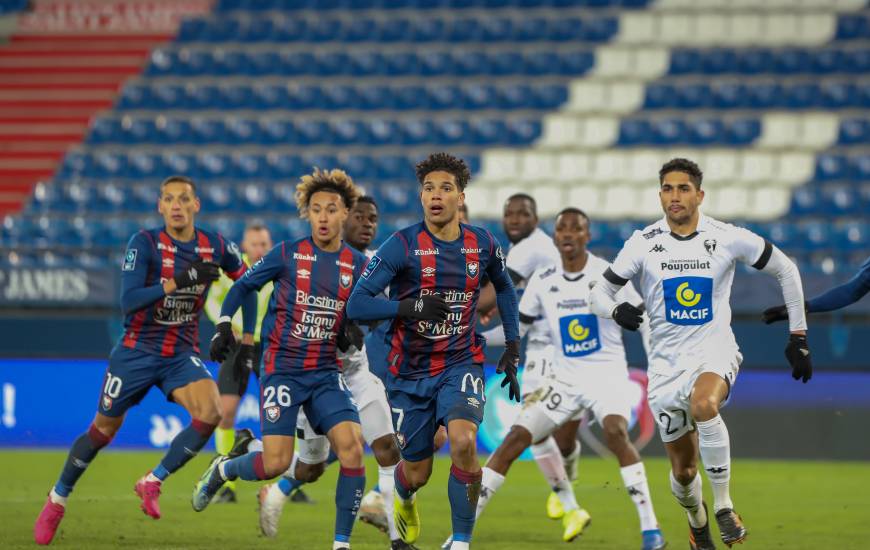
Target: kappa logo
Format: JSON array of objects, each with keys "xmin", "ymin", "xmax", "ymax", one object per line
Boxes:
[
  {"xmin": 466, "ymin": 261, "xmax": 479, "ymax": 278},
  {"xmin": 293, "ymin": 252, "xmax": 317, "ymax": 262},
  {"xmin": 414, "ymin": 248, "xmax": 439, "ymax": 256},
  {"xmin": 265, "ymin": 406, "xmax": 281, "ymax": 423},
  {"xmin": 704, "ymin": 239, "xmax": 717, "ymax": 255},
  {"xmin": 340, "ymin": 273, "xmax": 352, "ymax": 288},
  {"xmin": 298, "ymin": 268, "xmax": 311, "ymax": 279},
  {"xmin": 650, "ymin": 244, "xmax": 666, "ymax": 253},
  {"xmin": 422, "ymin": 266, "xmax": 436, "ymax": 277},
  {"xmin": 549, "ymin": 285, "xmax": 560, "ymax": 293}
]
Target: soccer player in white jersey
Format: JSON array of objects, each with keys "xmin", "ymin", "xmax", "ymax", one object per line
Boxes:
[
  {"xmin": 463, "ymin": 208, "xmax": 666, "ymax": 549},
  {"xmin": 479, "ymin": 194, "xmax": 586, "ymax": 517},
  {"xmin": 590, "ymin": 158, "xmax": 812, "ymax": 549}
]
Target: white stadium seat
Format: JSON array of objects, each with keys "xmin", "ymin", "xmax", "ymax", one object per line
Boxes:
[{"xmin": 566, "ymin": 184, "xmax": 603, "ymax": 213}]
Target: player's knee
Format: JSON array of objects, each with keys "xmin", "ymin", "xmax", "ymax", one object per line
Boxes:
[
  {"xmin": 92, "ymin": 414, "xmax": 124, "ymax": 439},
  {"xmin": 335, "ymin": 439, "xmax": 365, "ymax": 468},
  {"xmin": 602, "ymin": 419, "xmax": 629, "ymax": 447},
  {"xmin": 403, "ymin": 462, "xmax": 433, "ymax": 489},
  {"xmin": 673, "ymin": 465, "xmax": 697, "ymax": 485},
  {"xmin": 263, "ymin": 453, "xmax": 292, "ymax": 479},
  {"xmin": 690, "ymin": 394, "xmax": 719, "ymax": 422},
  {"xmin": 371, "ymin": 435, "xmax": 400, "ymax": 466},
  {"xmin": 503, "ymin": 426, "xmax": 532, "ymax": 456},
  {"xmin": 433, "ymin": 426, "xmax": 448, "ymax": 451},
  {"xmin": 448, "ymin": 428, "xmax": 477, "ymax": 460},
  {"xmin": 295, "ymin": 461, "xmax": 325, "ymax": 483}
]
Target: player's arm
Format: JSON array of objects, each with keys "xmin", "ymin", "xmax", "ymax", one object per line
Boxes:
[
  {"xmin": 120, "ymin": 232, "xmax": 218, "ymax": 315},
  {"xmin": 210, "ymin": 243, "xmax": 284, "ymax": 362},
  {"xmin": 486, "ymin": 236, "xmax": 522, "ymax": 402},
  {"xmin": 617, "ymin": 279, "xmax": 651, "ymax": 354},
  {"xmin": 219, "ymin": 237, "xmax": 256, "ymax": 346},
  {"xmin": 590, "ymin": 236, "xmax": 644, "ymax": 331},
  {"xmin": 764, "ymin": 255, "xmax": 870, "ymax": 320},
  {"xmin": 347, "ymin": 234, "xmax": 450, "ymax": 322},
  {"xmin": 737, "ymin": 235, "xmax": 812, "ymax": 383}
]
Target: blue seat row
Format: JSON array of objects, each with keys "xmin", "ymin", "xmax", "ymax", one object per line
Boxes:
[
  {"xmin": 178, "ymin": 14, "xmax": 617, "ymax": 44},
  {"xmin": 644, "ymin": 81, "xmax": 870, "ymax": 110},
  {"xmin": 0, "ymin": 0, "xmax": 28, "ymax": 15},
  {"xmin": 145, "ymin": 48, "xmax": 596, "ymax": 77},
  {"xmin": 748, "ymin": 220, "xmax": 869, "ymax": 253},
  {"xmin": 836, "ymin": 14, "xmax": 870, "ymax": 41},
  {"xmin": 27, "ymin": 179, "xmax": 423, "ymax": 217},
  {"xmin": 117, "ymin": 82, "xmax": 568, "ymax": 111},
  {"xmin": 838, "ymin": 118, "xmax": 870, "ymax": 145},
  {"xmin": 790, "ymin": 183, "xmax": 870, "ymax": 217},
  {"xmin": 87, "ymin": 116, "xmax": 542, "ymax": 147},
  {"xmin": 617, "ymin": 118, "xmax": 761, "ymax": 146},
  {"xmin": 214, "ymin": 0, "xmax": 647, "ymax": 10},
  {"xmin": 56, "ymin": 151, "xmax": 481, "ymax": 182},
  {"xmin": 669, "ymin": 47, "xmax": 870, "ymax": 76},
  {"xmin": 814, "ymin": 154, "xmax": 870, "ymax": 182}
]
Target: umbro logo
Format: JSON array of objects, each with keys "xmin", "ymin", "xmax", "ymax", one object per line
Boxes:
[{"xmin": 650, "ymin": 244, "xmax": 666, "ymax": 253}]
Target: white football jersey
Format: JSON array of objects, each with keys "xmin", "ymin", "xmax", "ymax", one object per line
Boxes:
[
  {"xmin": 608, "ymin": 215, "xmax": 768, "ymax": 376},
  {"xmin": 519, "ymin": 253, "xmax": 642, "ymax": 384},
  {"xmin": 507, "ymin": 227, "xmax": 561, "ymax": 346}
]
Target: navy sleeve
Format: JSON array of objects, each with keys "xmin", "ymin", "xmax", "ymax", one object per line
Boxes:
[
  {"xmin": 219, "ymin": 235, "xmax": 247, "ymax": 280},
  {"xmin": 347, "ymin": 234, "xmax": 405, "ymax": 321},
  {"xmin": 119, "ymin": 231, "xmax": 165, "ymax": 316},
  {"xmin": 807, "ymin": 256, "xmax": 870, "ymax": 313},
  {"xmin": 221, "ymin": 242, "xmax": 286, "ymax": 320},
  {"xmin": 484, "ymin": 232, "xmax": 519, "ymax": 342}
]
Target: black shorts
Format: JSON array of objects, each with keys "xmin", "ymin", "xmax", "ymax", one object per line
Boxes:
[{"xmin": 217, "ymin": 342, "xmax": 263, "ymax": 397}]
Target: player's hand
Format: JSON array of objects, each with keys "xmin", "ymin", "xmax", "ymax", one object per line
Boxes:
[
  {"xmin": 612, "ymin": 302, "xmax": 643, "ymax": 331},
  {"xmin": 497, "ymin": 340, "xmax": 521, "ymax": 403},
  {"xmin": 785, "ymin": 333, "xmax": 812, "ymax": 383},
  {"xmin": 337, "ymin": 322, "xmax": 365, "ymax": 353},
  {"xmin": 398, "ymin": 294, "xmax": 451, "ymax": 322},
  {"xmin": 233, "ymin": 343, "xmax": 256, "ymax": 381},
  {"xmin": 210, "ymin": 321, "xmax": 236, "ymax": 362},
  {"xmin": 174, "ymin": 260, "xmax": 220, "ymax": 289}
]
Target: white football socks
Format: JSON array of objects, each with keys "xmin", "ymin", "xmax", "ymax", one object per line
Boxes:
[
  {"xmin": 696, "ymin": 414, "xmax": 733, "ymax": 513},
  {"xmin": 48, "ymin": 488, "xmax": 68, "ymax": 506},
  {"xmin": 531, "ymin": 438, "xmax": 579, "ymax": 513},
  {"xmin": 562, "ymin": 440, "xmax": 581, "ymax": 482},
  {"xmin": 476, "ymin": 467, "xmax": 505, "ymax": 518},
  {"xmin": 378, "ymin": 464, "xmax": 399, "ymax": 540},
  {"xmin": 620, "ymin": 462, "xmax": 659, "ymax": 532},
  {"xmin": 670, "ymin": 470, "xmax": 707, "ymax": 528}
]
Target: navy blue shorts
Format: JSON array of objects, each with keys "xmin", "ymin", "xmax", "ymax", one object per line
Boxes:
[
  {"xmin": 98, "ymin": 346, "xmax": 212, "ymax": 417},
  {"xmin": 387, "ymin": 364, "xmax": 485, "ymax": 462},
  {"xmin": 260, "ymin": 369, "xmax": 360, "ymax": 438}
]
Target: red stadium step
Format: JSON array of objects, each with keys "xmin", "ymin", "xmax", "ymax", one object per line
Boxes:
[
  {"xmin": 10, "ymin": 34, "xmax": 173, "ymax": 44},
  {"xmin": 0, "ymin": 107, "xmax": 99, "ymax": 123}
]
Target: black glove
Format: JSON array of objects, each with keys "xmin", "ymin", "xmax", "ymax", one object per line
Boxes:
[
  {"xmin": 233, "ymin": 343, "xmax": 256, "ymax": 381},
  {"xmin": 336, "ymin": 322, "xmax": 365, "ymax": 353},
  {"xmin": 497, "ymin": 340, "xmax": 521, "ymax": 403},
  {"xmin": 784, "ymin": 334, "xmax": 812, "ymax": 383},
  {"xmin": 612, "ymin": 302, "xmax": 643, "ymax": 331},
  {"xmin": 210, "ymin": 321, "xmax": 236, "ymax": 362},
  {"xmin": 397, "ymin": 294, "xmax": 451, "ymax": 322},
  {"xmin": 174, "ymin": 260, "xmax": 220, "ymax": 289}
]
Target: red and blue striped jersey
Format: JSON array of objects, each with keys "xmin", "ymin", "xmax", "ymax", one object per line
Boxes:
[
  {"xmin": 351, "ymin": 222, "xmax": 511, "ymax": 379},
  {"xmin": 120, "ymin": 227, "xmax": 247, "ymax": 357},
  {"xmin": 230, "ymin": 236, "xmax": 367, "ymax": 375}
]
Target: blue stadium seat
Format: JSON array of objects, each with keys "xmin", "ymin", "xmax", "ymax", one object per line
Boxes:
[
  {"xmin": 820, "ymin": 185, "xmax": 860, "ymax": 216},
  {"xmin": 789, "ymin": 186, "xmax": 820, "ymax": 216},
  {"xmin": 711, "ymin": 82, "xmax": 745, "ymax": 109},
  {"xmin": 266, "ymin": 153, "xmax": 303, "ymax": 179},
  {"xmin": 93, "ymin": 183, "xmax": 126, "ymax": 213},
  {"xmin": 92, "ymin": 152, "xmax": 129, "ymax": 178},
  {"xmin": 185, "ymin": 84, "xmax": 219, "ymax": 109},
  {"xmin": 234, "ymin": 153, "xmax": 268, "ymax": 179},
  {"xmin": 536, "ymin": 85, "xmax": 569, "ymax": 109},
  {"xmin": 747, "ymin": 82, "xmax": 783, "ymax": 109},
  {"xmin": 300, "ymin": 153, "xmax": 339, "ymax": 173},
  {"xmin": 643, "ymin": 84, "xmax": 676, "ymax": 109},
  {"xmin": 87, "ymin": 118, "xmax": 121, "ymax": 144},
  {"xmin": 774, "ymin": 49, "xmax": 811, "ymax": 74},
  {"xmin": 260, "ymin": 119, "xmax": 294, "ymax": 144},
  {"xmin": 150, "ymin": 84, "xmax": 187, "ymax": 109},
  {"xmin": 737, "ymin": 49, "xmax": 774, "ymax": 74},
  {"xmin": 701, "ymin": 48, "xmax": 737, "ymax": 74},
  {"xmin": 116, "ymin": 83, "xmax": 153, "ymax": 110},
  {"xmin": 270, "ymin": 183, "xmax": 298, "ymax": 213},
  {"xmin": 764, "ymin": 222, "xmax": 797, "ymax": 251},
  {"xmin": 843, "ymin": 48, "xmax": 870, "ymax": 73},
  {"xmin": 189, "ymin": 117, "xmax": 224, "ymax": 144},
  {"xmin": 506, "ymin": 119, "xmax": 541, "ymax": 144},
  {"xmin": 834, "ymin": 220, "xmax": 868, "ymax": 251},
  {"xmin": 839, "ymin": 118, "xmax": 868, "ymax": 145},
  {"xmin": 676, "ymin": 84, "xmax": 714, "ymax": 109},
  {"xmin": 401, "ymin": 119, "xmax": 435, "ymax": 146},
  {"xmin": 812, "ymin": 49, "xmax": 845, "ymax": 74},
  {"xmin": 726, "ymin": 118, "xmax": 761, "ymax": 145},
  {"xmin": 669, "ymin": 49, "xmax": 700, "ymax": 74},
  {"xmin": 524, "ymin": 51, "xmax": 562, "ymax": 75},
  {"xmin": 375, "ymin": 155, "xmax": 414, "ymax": 180},
  {"xmin": 199, "ymin": 181, "xmax": 234, "ymax": 212},
  {"xmin": 294, "ymin": 119, "xmax": 331, "ymax": 145},
  {"xmin": 798, "ymin": 221, "xmax": 831, "ymax": 252},
  {"xmin": 330, "ymin": 120, "xmax": 367, "ymax": 145},
  {"xmin": 785, "ymin": 83, "xmax": 819, "ymax": 109},
  {"xmin": 367, "ymin": 119, "xmax": 402, "ymax": 145},
  {"xmin": 118, "ymin": 117, "xmax": 156, "ymax": 144},
  {"xmin": 129, "ymin": 184, "xmax": 157, "ymax": 213},
  {"xmin": 652, "ymin": 119, "xmax": 686, "ymax": 145},
  {"xmin": 513, "ymin": 16, "xmax": 547, "ymax": 41},
  {"xmin": 225, "ymin": 117, "xmax": 259, "ymax": 144},
  {"xmin": 815, "ymin": 154, "xmax": 848, "ymax": 181},
  {"xmin": 836, "ymin": 14, "xmax": 869, "ymax": 40},
  {"xmin": 322, "ymin": 85, "xmax": 358, "ymax": 110},
  {"xmin": 470, "ymin": 119, "xmax": 507, "ymax": 145},
  {"xmin": 128, "ymin": 152, "xmax": 165, "ymax": 179},
  {"xmin": 618, "ymin": 119, "xmax": 651, "ymax": 146},
  {"xmin": 338, "ymin": 154, "xmax": 376, "ymax": 180},
  {"xmin": 852, "ymin": 155, "xmax": 870, "ymax": 181},
  {"xmin": 154, "ymin": 117, "xmax": 191, "ymax": 144},
  {"xmin": 688, "ymin": 118, "xmax": 724, "ymax": 145},
  {"xmin": 163, "ymin": 152, "xmax": 198, "ymax": 177},
  {"xmin": 393, "ymin": 85, "xmax": 427, "ymax": 110}
]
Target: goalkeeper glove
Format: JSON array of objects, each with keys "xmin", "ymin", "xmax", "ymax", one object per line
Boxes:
[{"xmin": 497, "ymin": 340, "xmax": 521, "ymax": 403}]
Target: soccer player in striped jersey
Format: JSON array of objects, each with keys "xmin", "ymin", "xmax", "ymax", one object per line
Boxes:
[
  {"xmin": 347, "ymin": 153, "xmax": 521, "ymax": 550},
  {"xmin": 34, "ymin": 175, "xmax": 256, "ymax": 545},
  {"xmin": 191, "ymin": 169, "xmax": 368, "ymax": 550}
]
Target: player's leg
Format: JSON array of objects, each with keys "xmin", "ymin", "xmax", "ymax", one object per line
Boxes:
[
  {"xmin": 213, "ymin": 347, "xmax": 246, "ymax": 501},
  {"xmin": 600, "ymin": 414, "xmax": 665, "ymax": 550},
  {"xmin": 665, "ymin": 432, "xmax": 717, "ymax": 550},
  {"xmin": 691, "ymin": 371, "xmax": 746, "ymax": 545},
  {"xmin": 542, "ymin": 418, "xmax": 581, "ymax": 520},
  {"xmin": 552, "ymin": 419, "xmax": 581, "ymax": 481},
  {"xmin": 326, "ymin": 420, "xmax": 366, "ymax": 550}
]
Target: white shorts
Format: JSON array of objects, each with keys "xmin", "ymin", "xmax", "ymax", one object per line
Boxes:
[
  {"xmin": 522, "ymin": 343, "xmax": 555, "ymax": 398},
  {"xmin": 647, "ymin": 352, "xmax": 741, "ymax": 443},
  {"xmin": 343, "ymin": 362, "xmax": 387, "ymax": 410},
  {"xmin": 515, "ymin": 369, "xmax": 635, "ymax": 442}
]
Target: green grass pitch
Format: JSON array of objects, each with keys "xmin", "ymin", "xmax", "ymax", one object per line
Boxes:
[{"xmin": 1, "ymin": 451, "xmax": 867, "ymax": 549}]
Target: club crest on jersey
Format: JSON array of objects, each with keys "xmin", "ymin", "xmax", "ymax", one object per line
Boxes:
[
  {"xmin": 704, "ymin": 239, "xmax": 717, "ymax": 255},
  {"xmin": 265, "ymin": 406, "xmax": 280, "ymax": 423},
  {"xmin": 396, "ymin": 432, "xmax": 406, "ymax": 449},
  {"xmin": 466, "ymin": 261, "xmax": 479, "ymax": 278},
  {"xmin": 558, "ymin": 314, "xmax": 601, "ymax": 357},
  {"xmin": 340, "ymin": 273, "xmax": 352, "ymax": 288},
  {"xmin": 101, "ymin": 395, "xmax": 113, "ymax": 411},
  {"xmin": 122, "ymin": 249, "xmax": 137, "ymax": 271},
  {"xmin": 663, "ymin": 276, "xmax": 713, "ymax": 325}
]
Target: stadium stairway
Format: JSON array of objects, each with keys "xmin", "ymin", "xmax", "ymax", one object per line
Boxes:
[{"xmin": 0, "ymin": 0, "xmax": 209, "ymax": 216}]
